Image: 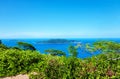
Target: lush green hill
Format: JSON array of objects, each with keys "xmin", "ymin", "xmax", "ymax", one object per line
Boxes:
[
  {"xmin": 36, "ymin": 39, "xmax": 77, "ymax": 44},
  {"xmin": 0, "ymin": 41, "xmax": 120, "ymax": 79}
]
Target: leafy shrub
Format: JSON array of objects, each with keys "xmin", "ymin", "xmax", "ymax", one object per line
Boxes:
[
  {"xmin": 45, "ymin": 59, "xmax": 66, "ymax": 79},
  {"xmin": 0, "ymin": 44, "xmax": 8, "ymax": 50},
  {"xmin": 0, "ymin": 49, "xmax": 43, "ymax": 77},
  {"xmin": 0, "ymin": 41, "xmax": 120, "ymax": 79}
]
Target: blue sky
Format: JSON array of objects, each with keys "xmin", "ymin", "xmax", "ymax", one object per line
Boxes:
[{"xmin": 0, "ymin": 0, "xmax": 120, "ymax": 38}]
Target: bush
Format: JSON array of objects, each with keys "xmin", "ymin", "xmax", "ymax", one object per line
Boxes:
[
  {"xmin": 0, "ymin": 49, "xmax": 43, "ymax": 77},
  {"xmin": 0, "ymin": 40, "xmax": 120, "ymax": 79}
]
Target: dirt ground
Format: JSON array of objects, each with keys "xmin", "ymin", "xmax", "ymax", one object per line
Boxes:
[{"xmin": 0, "ymin": 74, "xmax": 29, "ymax": 79}]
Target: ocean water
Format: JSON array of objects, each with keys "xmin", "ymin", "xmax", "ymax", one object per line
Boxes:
[{"xmin": 1, "ymin": 38, "xmax": 120, "ymax": 58}]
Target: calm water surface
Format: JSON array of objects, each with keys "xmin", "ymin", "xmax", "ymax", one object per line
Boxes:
[{"xmin": 1, "ymin": 38, "xmax": 120, "ymax": 58}]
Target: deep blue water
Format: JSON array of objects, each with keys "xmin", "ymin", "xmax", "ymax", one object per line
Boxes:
[{"xmin": 1, "ymin": 38, "xmax": 120, "ymax": 58}]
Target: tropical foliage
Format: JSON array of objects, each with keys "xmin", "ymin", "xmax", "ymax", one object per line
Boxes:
[
  {"xmin": 68, "ymin": 45, "xmax": 78, "ymax": 57},
  {"xmin": 86, "ymin": 41, "xmax": 120, "ymax": 53},
  {"xmin": 0, "ymin": 40, "xmax": 120, "ymax": 79},
  {"xmin": 0, "ymin": 40, "xmax": 2, "ymax": 44},
  {"xmin": 17, "ymin": 42, "xmax": 36, "ymax": 51},
  {"xmin": 45, "ymin": 49, "xmax": 66, "ymax": 56}
]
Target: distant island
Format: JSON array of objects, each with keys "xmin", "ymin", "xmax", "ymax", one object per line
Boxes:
[{"xmin": 36, "ymin": 39, "xmax": 78, "ymax": 44}]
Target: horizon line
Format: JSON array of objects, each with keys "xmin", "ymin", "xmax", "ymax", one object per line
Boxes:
[{"xmin": 1, "ymin": 37, "xmax": 120, "ymax": 39}]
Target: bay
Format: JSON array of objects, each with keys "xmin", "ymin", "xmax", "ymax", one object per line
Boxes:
[{"xmin": 1, "ymin": 38, "xmax": 120, "ymax": 58}]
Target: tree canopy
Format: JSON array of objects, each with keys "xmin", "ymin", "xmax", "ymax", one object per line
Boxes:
[
  {"xmin": 86, "ymin": 41, "xmax": 120, "ymax": 53},
  {"xmin": 68, "ymin": 45, "xmax": 78, "ymax": 57},
  {"xmin": 17, "ymin": 42, "xmax": 36, "ymax": 51},
  {"xmin": 45, "ymin": 49, "xmax": 66, "ymax": 56},
  {"xmin": 0, "ymin": 40, "xmax": 2, "ymax": 44}
]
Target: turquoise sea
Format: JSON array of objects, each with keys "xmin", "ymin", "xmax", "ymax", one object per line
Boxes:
[{"xmin": 1, "ymin": 38, "xmax": 120, "ymax": 58}]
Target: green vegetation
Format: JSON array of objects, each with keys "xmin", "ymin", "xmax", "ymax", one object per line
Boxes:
[
  {"xmin": 68, "ymin": 45, "xmax": 78, "ymax": 57},
  {"xmin": 0, "ymin": 44, "xmax": 8, "ymax": 50},
  {"xmin": 37, "ymin": 39, "xmax": 76, "ymax": 44},
  {"xmin": 45, "ymin": 49, "xmax": 66, "ymax": 56},
  {"xmin": 0, "ymin": 40, "xmax": 2, "ymax": 44},
  {"xmin": 0, "ymin": 40, "xmax": 120, "ymax": 79},
  {"xmin": 86, "ymin": 41, "xmax": 120, "ymax": 53},
  {"xmin": 17, "ymin": 42, "xmax": 36, "ymax": 51}
]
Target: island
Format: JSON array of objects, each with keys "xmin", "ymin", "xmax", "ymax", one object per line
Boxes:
[{"xmin": 36, "ymin": 39, "xmax": 78, "ymax": 44}]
